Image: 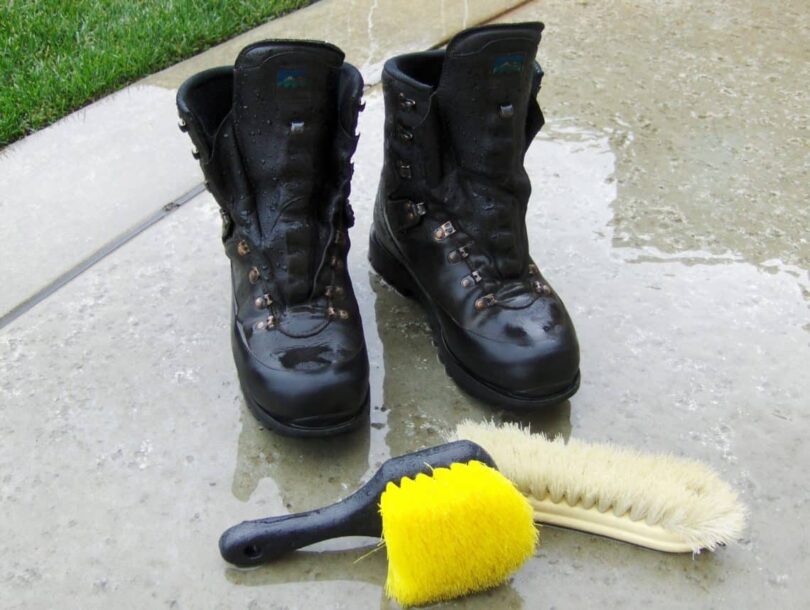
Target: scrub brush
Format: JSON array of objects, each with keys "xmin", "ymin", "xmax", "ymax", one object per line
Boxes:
[
  {"xmin": 219, "ymin": 440, "xmax": 538, "ymax": 606},
  {"xmin": 453, "ymin": 421, "xmax": 746, "ymax": 553}
]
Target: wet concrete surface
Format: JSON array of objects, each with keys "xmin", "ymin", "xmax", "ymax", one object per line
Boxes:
[
  {"xmin": 501, "ymin": 0, "xmax": 810, "ymax": 271},
  {"xmin": 2, "ymin": 1, "xmax": 810, "ymax": 608}
]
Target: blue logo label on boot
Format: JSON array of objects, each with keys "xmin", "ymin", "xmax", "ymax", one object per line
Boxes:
[
  {"xmin": 277, "ymin": 68, "xmax": 306, "ymax": 89},
  {"xmin": 492, "ymin": 54, "xmax": 525, "ymax": 75}
]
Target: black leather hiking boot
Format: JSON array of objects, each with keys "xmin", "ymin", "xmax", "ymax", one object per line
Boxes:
[
  {"xmin": 369, "ymin": 23, "xmax": 580, "ymax": 410},
  {"xmin": 177, "ymin": 41, "xmax": 369, "ymax": 436}
]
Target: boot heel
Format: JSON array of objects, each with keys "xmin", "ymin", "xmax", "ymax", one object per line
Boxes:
[{"xmin": 369, "ymin": 232, "xmax": 417, "ymax": 298}]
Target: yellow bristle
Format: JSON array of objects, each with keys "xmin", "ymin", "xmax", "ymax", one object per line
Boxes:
[{"xmin": 379, "ymin": 460, "xmax": 538, "ymax": 607}]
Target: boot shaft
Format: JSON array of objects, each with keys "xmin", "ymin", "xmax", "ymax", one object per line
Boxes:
[
  {"xmin": 435, "ymin": 23, "xmax": 545, "ymax": 182},
  {"xmin": 376, "ymin": 23, "xmax": 546, "ymax": 282},
  {"xmin": 177, "ymin": 42, "xmax": 364, "ymax": 307}
]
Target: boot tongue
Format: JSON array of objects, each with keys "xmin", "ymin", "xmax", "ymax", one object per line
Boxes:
[
  {"xmin": 232, "ymin": 41, "xmax": 344, "ymax": 305},
  {"xmin": 436, "ymin": 23, "xmax": 542, "ymax": 179}
]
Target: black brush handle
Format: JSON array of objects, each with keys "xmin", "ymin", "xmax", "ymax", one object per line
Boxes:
[
  {"xmin": 219, "ymin": 440, "xmax": 495, "ymax": 567},
  {"xmin": 219, "ymin": 493, "xmax": 380, "ymax": 567}
]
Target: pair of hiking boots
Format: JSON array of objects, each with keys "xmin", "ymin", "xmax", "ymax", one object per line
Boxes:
[{"xmin": 176, "ymin": 22, "xmax": 580, "ymax": 437}]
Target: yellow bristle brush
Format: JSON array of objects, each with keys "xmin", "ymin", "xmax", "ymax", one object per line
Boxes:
[
  {"xmin": 219, "ymin": 440, "xmax": 538, "ymax": 606},
  {"xmin": 452, "ymin": 421, "xmax": 747, "ymax": 553}
]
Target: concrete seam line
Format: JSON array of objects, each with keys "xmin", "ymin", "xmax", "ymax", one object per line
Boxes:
[{"xmin": 0, "ymin": 182, "xmax": 207, "ymax": 332}]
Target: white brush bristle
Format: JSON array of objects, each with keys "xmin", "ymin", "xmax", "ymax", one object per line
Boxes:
[{"xmin": 452, "ymin": 421, "xmax": 747, "ymax": 552}]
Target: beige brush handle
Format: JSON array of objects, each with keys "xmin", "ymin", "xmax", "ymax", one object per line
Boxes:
[{"xmin": 528, "ymin": 497, "xmax": 694, "ymax": 553}]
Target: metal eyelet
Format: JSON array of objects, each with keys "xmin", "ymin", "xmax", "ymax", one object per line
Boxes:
[
  {"xmin": 397, "ymin": 160, "xmax": 412, "ymax": 179},
  {"xmin": 255, "ymin": 315, "xmax": 276, "ymax": 331},
  {"xmin": 528, "ymin": 263, "xmax": 539, "ymax": 276},
  {"xmin": 447, "ymin": 244, "xmax": 471, "ymax": 263},
  {"xmin": 398, "ymin": 92, "xmax": 416, "ymax": 110},
  {"xmin": 474, "ymin": 294, "xmax": 497, "ymax": 311},
  {"xmin": 191, "ymin": 147, "xmax": 200, "ymax": 160},
  {"xmin": 499, "ymin": 104, "xmax": 515, "ymax": 119},
  {"xmin": 254, "ymin": 294, "xmax": 273, "ymax": 310},
  {"xmin": 248, "ymin": 267, "xmax": 260, "ymax": 284},
  {"xmin": 533, "ymin": 280, "xmax": 552, "ymax": 296},
  {"xmin": 461, "ymin": 270, "xmax": 482, "ymax": 289},
  {"xmin": 404, "ymin": 201, "xmax": 426, "ymax": 222},
  {"xmin": 327, "ymin": 307, "xmax": 350, "ymax": 320},
  {"xmin": 330, "ymin": 255, "xmax": 344, "ymax": 271},
  {"xmin": 325, "ymin": 285, "xmax": 344, "ymax": 299},
  {"xmin": 334, "ymin": 230, "xmax": 345, "ymax": 246},
  {"xmin": 433, "ymin": 221, "xmax": 456, "ymax": 241},
  {"xmin": 397, "ymin": 125, "xmax": 414, "ymax": 143},
  {"xmin": 237, "ymin": 240, "xmax": 250, "ymax": 256},
  {"xmin": 178, "ymin": 118, "xmax": 188, "ymax": 132}
]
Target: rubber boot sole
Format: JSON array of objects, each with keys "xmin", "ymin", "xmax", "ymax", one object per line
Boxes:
[
  {"xmin": 369, "ymin": 231, "xmax": 580, "ymax": 410},
  {"xmin": 241, "ymin": 382, "xmax": 370, "ymax": 438}
]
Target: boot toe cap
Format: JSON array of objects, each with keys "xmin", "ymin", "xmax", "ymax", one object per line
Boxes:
[
  {"xmin": 441, "ymin": 302, "xmax": 580, "ymax": 399},
  {"xmin": 233, "ymin": 321, "xmax": 370, "ymax": 429}
]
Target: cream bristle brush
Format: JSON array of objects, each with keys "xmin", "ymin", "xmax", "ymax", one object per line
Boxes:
[{"xmin": 452, "ymin": 421, "xmax": 746, "ymax": 553}]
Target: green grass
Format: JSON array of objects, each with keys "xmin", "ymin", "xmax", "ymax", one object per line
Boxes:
[{"xmin": 0, "ymin": 0, "xmax": 311, "ymax": 146}]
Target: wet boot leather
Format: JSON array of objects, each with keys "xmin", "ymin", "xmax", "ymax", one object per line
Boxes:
[
  {"xmin": 177, "ymin": 41, "xmax": 369, "ymax": 436},
  {"xmin": 369, "ymin": 23, "xmax": 580, "ymax": 409}
]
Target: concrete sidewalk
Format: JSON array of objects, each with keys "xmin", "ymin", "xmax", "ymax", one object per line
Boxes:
[{"xmin": 2, "ymin": 0, "xmax": 809, "ymax": 608}]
